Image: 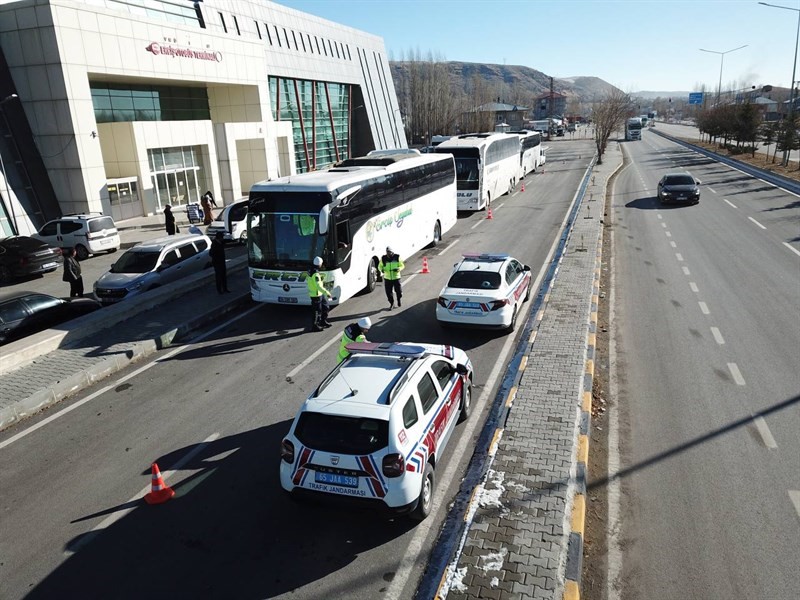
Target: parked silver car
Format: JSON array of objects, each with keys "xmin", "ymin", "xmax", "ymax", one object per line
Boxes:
[{"xmin": 93, "ymin": 233, "xmax": 211, "ymax": 305}]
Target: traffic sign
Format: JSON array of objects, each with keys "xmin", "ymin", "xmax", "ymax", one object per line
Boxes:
[{"xmin": 688, "ymin": 92, "xmax": 704, "ymax": 105}]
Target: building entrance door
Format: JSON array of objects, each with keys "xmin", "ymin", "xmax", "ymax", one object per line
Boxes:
[{"xmin": 107, "ymin": 178, "xmax": 142, "ymax": 221}]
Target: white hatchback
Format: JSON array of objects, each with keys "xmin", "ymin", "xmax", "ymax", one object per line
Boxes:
[
  {"xmin": 436, "ymin": 253, "xmax": 532, "ymax": 331},
  {"xmin": 280, "ymin": 342, "xmax": 473, "ymax": 521},
  {"xmin": 33, "ymin": 214, "xmax": 120, "ymax": 260}
]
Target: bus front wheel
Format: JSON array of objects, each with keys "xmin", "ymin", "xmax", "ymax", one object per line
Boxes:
[{"xmin": 429, "ymin": 221, "xmax": 441, "ymax": 248}]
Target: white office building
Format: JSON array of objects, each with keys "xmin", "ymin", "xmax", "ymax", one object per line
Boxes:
[{"xmin": 0, "ymin": 0, "xmax": 406, "ymax": 236}]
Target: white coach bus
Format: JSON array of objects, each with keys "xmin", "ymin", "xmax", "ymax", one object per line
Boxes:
[
  {"xmin": 246, "ymin": 152, "xmax": 457, "ymax": 305},
  {"xmin": 434, "ymin": 133, "xmax": 520, "ymax": 211},
  {"xmin": 515, "ymin": 130, "xmax": 543, "ymax": 178}
]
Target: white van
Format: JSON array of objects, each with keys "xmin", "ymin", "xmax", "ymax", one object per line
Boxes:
[{"xmin": 206, "ymin": 197, "xmax": 249, "ymax": 244}]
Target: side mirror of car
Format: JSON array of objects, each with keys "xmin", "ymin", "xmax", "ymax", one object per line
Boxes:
[
  {"xmin": 523, "ymin": 265, "xmax": 531, "ymax": 272},
  {"xmin": 455, "ymin": 364, "xmax": 468, "ymax": 376},
  {"xmin": 695, "ymin": 179, "xmax": 701, "ymax": 185}
]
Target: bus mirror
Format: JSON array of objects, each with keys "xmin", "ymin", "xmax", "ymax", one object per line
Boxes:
[
  {"xmin": 318, "ymin": 205, "xmax": 330, "ymax": 235},
  {"xmin": 336, "ymin": 185, "xmax": 361, "ymax": 204}
]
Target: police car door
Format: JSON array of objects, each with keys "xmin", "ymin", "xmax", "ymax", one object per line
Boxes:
[{"xmin": 428, "ymin": 359, "xmax": 462, "ymax": 456}]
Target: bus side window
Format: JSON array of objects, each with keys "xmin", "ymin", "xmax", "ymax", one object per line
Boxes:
[{"xmin": 336, "ymin": 220, "xmax": 351, "ymax": 263}]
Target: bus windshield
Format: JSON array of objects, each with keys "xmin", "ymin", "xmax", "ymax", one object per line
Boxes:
[
  {"xmin": 247, "ymin": 191, "xmax": 333, "ymax": 270},
  {"xmin": 438, "ymin": 148, "xmax": 480, "ymax": 191}
]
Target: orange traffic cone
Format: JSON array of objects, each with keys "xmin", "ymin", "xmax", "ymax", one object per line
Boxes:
[
  {"xmin": 144, "ymin": 462, "xmax": 175, "ymax": 505},
  {"xmin": 487, "ymin": 206, "xmax": 494, "ymax": 220},
  {"xmin": 421, "ymin": 256, "xmax": 430, "ymax": 274},
  {"xmin": 521, "ymin": 180, "xmax": 525, "ymax": 192}
]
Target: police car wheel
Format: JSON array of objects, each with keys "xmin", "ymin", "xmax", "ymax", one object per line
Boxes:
[
  {"xmin": 458, "ymin": 379, "xmax": 472, "ymax": 423},
  {"xmin": 524, "ymin": 280, "xmax": 531, "ymax": 302},
  {"xmin": 411, "ymin": 464, "xmax": 435, "ymax": 521},
  {"xmin": 507, "ymin": 306, "xmax": 518, "ymax": 332}
]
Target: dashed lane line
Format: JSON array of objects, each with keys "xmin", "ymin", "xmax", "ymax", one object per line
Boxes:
[
  {"xmin": 728, "ymin": 362, "xmax": 746, "ymax": 386},
  {"xmin": 724, "ymin": 199, "xmax": 738, "ymax": 209},
  {"xmin": 676, "ymin": 253, "xmax": 684, "ymax": 262},
  {"xmin": 783, "ymin": 242, "xmax": 800, "ymax": 257},
  {"xmin": 753, "ymin": 417, "xmax": 778, "ymax": 449},
  {"xmin": 689, "ymin": 282, "xmax": 699, "ymax": 293},
  {"xmin": 670, "ymin": 241, "xmax": 677, "ymax": 248},
  {"xmin": 748, "ymin": 216, "xmax": 767, "ymax": 230},
  {"xmin": 698, "ymin": 301, "xmax": 710, "ymax": 315},
  {"xmin": 789, "ymin": 491, "xmax": 800, "ymax": 518},
  {"xmin": 661, "ymin": 222, "xmax": 667, "ymax": 228},
  {"xmin": 708, "ymin": 187, "xmax": 717, "ymax": 194},
  {"xmin": 666, "ymin": 231, "xmax": 672, "ymax": 238},
  {"xmin": 437, "ymin": 238, "xmax": 460, "ymax": 256},
  {"xmin": 710, "ymin": 327, "xmax": 725, "ymax": 345},
  {"xmin": 682, "ymin": 266, "xmax": 691, "ymax": 276}
]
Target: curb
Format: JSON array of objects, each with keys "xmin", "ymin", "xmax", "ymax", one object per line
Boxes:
[
  {"xmin": 0, "ymin": 292, "xmax": 253, "ymax": 429},
  {"xmin": 561, "ymin": 149, "xmax": 623, "ymax": 600}
]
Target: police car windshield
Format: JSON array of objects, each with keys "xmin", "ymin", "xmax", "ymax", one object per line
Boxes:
[
  {"xmin": 295, "ymin": 412, "xmax": 389, "ymax": 454},
  {"xmin": 448, "ymin": 270, "xmax": 502, "ymax": 290}
]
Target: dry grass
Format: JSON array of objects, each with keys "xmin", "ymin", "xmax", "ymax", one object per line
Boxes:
[{"xmin": 675, "ymin": 137, "xmax": 800, "ymax": 183}]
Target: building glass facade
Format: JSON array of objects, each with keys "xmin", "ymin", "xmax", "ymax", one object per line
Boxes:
[
  {"xmin": 90, "ymin": 83, "xmax": 211, "ymax": 123},
  {"xmin": 269, "ymin": 76, "xmax": 350, "ymax": 173},
  {"xmin": 147, "ymin": 146, "xmax": 205, "ymax": 210}
]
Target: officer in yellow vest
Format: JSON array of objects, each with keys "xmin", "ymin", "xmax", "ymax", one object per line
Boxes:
[
  {"xmin": 336, "ymin": 317, "xmax": 372, "ymax": 364},
  {"xmin": 307, "ymin": 256, "xmax": 332, "ymax": 332},
  {"xmin": 380, "ymin": 246, "xmax": 404, "ymax": 309}
]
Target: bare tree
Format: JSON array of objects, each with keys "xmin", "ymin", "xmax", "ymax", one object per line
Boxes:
[{"xmin": 592, "ymin": 88, "xmax": 632, "ymax": 163}]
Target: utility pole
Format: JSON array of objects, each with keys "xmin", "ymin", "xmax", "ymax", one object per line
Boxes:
[{"xmin": 548, "ymin": 77, "xmax": 554, "ymax": 134}]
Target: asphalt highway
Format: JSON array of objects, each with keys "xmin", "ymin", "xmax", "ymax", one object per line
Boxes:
[
  {"xmin": 0, "ymin": 139, "xmax": 597, "ymax": 600},
  {"xmin": 607, "ymin": 129, "xmax": 800, "ymax": 600}
]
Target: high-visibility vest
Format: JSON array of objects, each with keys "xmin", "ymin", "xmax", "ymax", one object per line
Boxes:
[
  {"xmin": 295, "ymin": 215, "xmax": 316, "ymax": 236},
  {"xmin": 307, "ymin": 270, "xmax": 327, "ymax": 298},
  {"xmin": 337, "ymin": 324, "xmax": 367, "ymax": 363},
  {"xmin": 380, "ymin": 256, "xmax": 404, "ymax": 281}
]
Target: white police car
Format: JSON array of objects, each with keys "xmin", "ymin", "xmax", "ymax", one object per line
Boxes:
[
  {"xmin": 436, "ymin": 253, "xmax": 532, "ymax": 331},
  {"xmin": 279, "ymin": 342, "xmax": 473, "ymax": 521}
]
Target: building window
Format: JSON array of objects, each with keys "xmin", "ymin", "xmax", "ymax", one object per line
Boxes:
[
  {"xmin": 275, "ymin": 25, "xmax": 282, "ymax": 47},
  {"xmin": 315, "ymin": 36, "xmax": 321, "ymax": 54},
  {"xmin": 90, "ymin": 83, "xmax": 211, "ymax": 123},
  {"xmin": 334, "ymin": 42, "xmax": 341, "ymax": 59},
  {"xmin": 283, "ymin": 28, "xmax": 290, "ymax": 48},
  {"xmin": 254, "ymin": 21, "xmax": 261, "ymax": 39},
  {"xmin": 264, "ymin": 23, "xmax": 272, "ymax": 45},
  {"xmin": 306, "ymin": 33, "xmax": 313, "ymax": 53},
  {"xmin": 291, "ymin": 30, "xmax": 299, "ymax": 50},
  {"xmin": 269, "ymin": 76, "xmax": 351, "ymax": 174},
  {"xmin": 218, "ymin": 12, "xmax": 227, "ymax": 33},
  {"xmin": 327, "ymin": 39, "xmax": 334, "ymax": 57},
  {"xmin": 346, "ymin": 44, "xmax": 351, "ymax": 60},
  {"xmin": 98, "ymin": 0, "xmax": 202, "ymax": 27},
  {"xmin": 233, "ymin": 15, "xmax": 240, "ymax": 35}
]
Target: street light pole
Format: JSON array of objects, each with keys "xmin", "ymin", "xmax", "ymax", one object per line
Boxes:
[
  {"xmin": 699, "ymin": 45, "xmax": 748, "ymax": 106},
  {"xmin": 759, "ymin": 2, "xmax": 800, "ymax": 166},
  {"xmin": 0, "ymin": 93, "xmax": 18, "ymax": 235}
]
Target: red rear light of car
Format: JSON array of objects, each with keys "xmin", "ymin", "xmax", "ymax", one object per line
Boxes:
[
  {"xmin": 382, "ymin": 453, "xmax": 405, "ymax": 478},
  {"xmin": 489, "ymin": 299, "xmax": 509, "ymax": 311},
  {"xmin": 280, "ymin": 439, "xmax": 295, "ymax": 463},
  {"xmin": 437, "ymin": 296, "xmax": 448, "ymax": 308}
]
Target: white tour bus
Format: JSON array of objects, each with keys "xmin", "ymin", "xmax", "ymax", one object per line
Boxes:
[
  {"xmin": 247, "ymin": 152, "xmax": 457, "ymax": 306},
  {"xmin": 515, "ymin": 130, "xmax": 543, "ymax": 178},
  {"xmin": 434, "ymin": 133, "xmax": 520, "ymax": 211}
]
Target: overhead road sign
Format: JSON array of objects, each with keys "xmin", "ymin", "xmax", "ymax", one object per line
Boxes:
[{"xmin": 688, "ymin": 92, "xmax": 704, "ymax": 105}]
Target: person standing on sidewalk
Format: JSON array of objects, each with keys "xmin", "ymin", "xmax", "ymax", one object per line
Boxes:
[
  {"xmin": 209, "ymin": 232, "xmax": 230, "ymax": 294},
  {"xmin": 336, "ymin": 317, "xmax": 371, "ymax": 364},
  {"xmin": 203, "ymin": 189, "xmax": 217, "ymax": 208},
  {"xmin": 62, "ymin": 247, "xmax": 83, "ymax": 298},
  {"xmin": 164, "ymin": 205, "xmax": 176, "ymax": 235},
  {"xmin": 201, "ymin": 194, "xmax": 214, "ymax": 226},
  {"xmin": 307, "ymin": 256, "xmax": 332, "ymax": 332},
  {"xmin": 380, "ymin": 246, "xmax": 404, "ymax": 309}
]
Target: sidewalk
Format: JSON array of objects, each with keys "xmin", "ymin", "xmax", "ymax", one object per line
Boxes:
[
  {"xmin": 425, "ymin": 144, "xmax": 622, "ymax": 600},
  {"xmin": 0, "ymin": 263, "xmax": 251, "ymax": 429}
]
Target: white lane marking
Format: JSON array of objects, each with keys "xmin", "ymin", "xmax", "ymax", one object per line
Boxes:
[
  {"xmin": 385, "ymin": 168, "xmax": 579, "ymax": 600},
  {"xmin": 698, "ymin": 301, "xmax": 710, "ymax": 314},
  {"xmin": 682, "ymin": 266, "xmax": 691, "ymax": 276},
  {"xmin": 0, "ymin": 305, "xmax": 262, "ymax": 450},
  {"xmin": 666, "ymin": 231, "xmax": 672, "ymax": 238},
  {"xmin": 66, "ymin": 432, "xmax": 222, "ymax": 554},
  {"xmin": 657, "ymin": 214, "xmax": 663, "ymax": 220},
  {"xmin": 784, "ymin": 242, "xmax": 800, "ymax": 257},
  {"xmin": 437, "ymin": 238, "xmax": 460, "ymax": 256},
  {"xmin": 724, "ymin": 199, "xmax": 737, "ymax": 209},
  {"xmin": 708, "ymin": 187, "xmax": 716, "ymax": 194},
  {"xmin": 404, "ymin": 273, "xmax": 418, "ymax": 285},
  {"xmin": 728, "ymin": 362, "xmax": 746, "ymax": 385},
  {"xmin": 789, "ymin": 491, "xmax": 800, "ymax": 518},
  {"xmin": 676, "ymin": 253, "xmax": 684, "ymax": 262},
  {"xmin": 710, "ymin": 327, "xmax": 725, "ymax": 344},
  {"xmin": 496, "ymin": 202, "xmax": 505, "ymax": 210},
  {"xmin": 470, "ymin": 219, "xmax": 484, "ymax": 230},
  {"xmin": 286, "ymin": 333, "xmax": 342, "ymax": 381},
  {"xmin": 753, "ymin": 417, "xmax": 778, "ymax": 449},
  {"xmin": 661, "ymin": 222, "xmax": 667, "ymax": 228},
  {"xmin": 748, "ymin": 216, "xmax": 767, "ymax": 230},
  {"xmin": 689, "ymin": 282, "xmax": 699, "ymax": 293},
  {"xmin": 670, "ymin": 241, "xmax": 677, "ymax": 248}
]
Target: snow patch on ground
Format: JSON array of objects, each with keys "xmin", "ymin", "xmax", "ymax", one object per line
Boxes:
[
  {"xmin": 449, "ymin": 566, "xmax": 469, "ymax": 593},
  {"xmin": 477, "ymin": 547, "xmax": 508, "ymax": 572}
]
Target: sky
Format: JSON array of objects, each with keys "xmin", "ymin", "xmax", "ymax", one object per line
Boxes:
[{"xmin": 282, "ymin": 0, "xmax": 800, "ymax": 95}]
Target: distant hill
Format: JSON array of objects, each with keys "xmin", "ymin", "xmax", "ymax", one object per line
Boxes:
[{"xmin": 390, "ymin": 61, "xmax": 622, "ymax": 106}]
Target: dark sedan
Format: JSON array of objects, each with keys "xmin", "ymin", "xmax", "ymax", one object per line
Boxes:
[
  {"xmin": 657, "ymin": 173, "xmax": 701, "ymax": 205},
  {"xmin": 0, "ymin": 236, "xmax": 63, "ymax": 284},
  {"xmin": 0, "ymin": 291, "xmax": 101, "ymax": 345}
]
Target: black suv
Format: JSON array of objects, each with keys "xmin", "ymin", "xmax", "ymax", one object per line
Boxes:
[{"xmin": 657, "ymin": 173, "xmax": 700, "ymax": 205}]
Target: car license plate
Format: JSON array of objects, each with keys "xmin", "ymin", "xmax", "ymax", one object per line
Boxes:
[
  {"xmin": 278, "ymin": 296, "xmax": 298, "ymax": 304},
  {"xmin": 457, "ymin": 302, "xmax": 481, "ymax": 309},
  {"xmin": 315, "ymin": 471, "xmax": 358, "ymax": 487},
  {"xmin": 678, "ymin": 195, "xmax": 686, "ymax": 199},
  {"xmin": 42, "ymin": 262, "xmax": 57, "ymax": 269}
]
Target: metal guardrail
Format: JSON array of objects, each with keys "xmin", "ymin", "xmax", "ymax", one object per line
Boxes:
[{"xmin": 651, "ymin": 129, "xmax": 800, "ymax": 195}]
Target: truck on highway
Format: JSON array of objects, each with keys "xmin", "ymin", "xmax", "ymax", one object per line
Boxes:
[{"xmin": 625, "ymin": 117, "xmax": 643, "ymax": 141}]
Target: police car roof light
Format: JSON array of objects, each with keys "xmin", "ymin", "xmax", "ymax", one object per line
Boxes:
[
  {"xmin": 462, "ymin": 253, "xmax": 509, "ymax": 261},
  {"xmin": 345, "ymin": 342, "xmax": 427, "ymax": 358}
]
